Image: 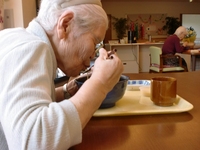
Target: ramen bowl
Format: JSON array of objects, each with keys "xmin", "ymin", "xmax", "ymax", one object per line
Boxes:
[{"xmin": 75, "ymin": 75, "xmax": 129, "ymax": 109}]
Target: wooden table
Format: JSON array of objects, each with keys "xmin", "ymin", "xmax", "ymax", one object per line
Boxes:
[
  {"xmin": 182, "ymin": 49, "xmax": 200, "ymax": 71},
  {"xmin": 69, "ymin": 71, "xmax": 200, "ymax": 150}
]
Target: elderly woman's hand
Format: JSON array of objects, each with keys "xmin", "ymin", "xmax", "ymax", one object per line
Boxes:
[
  {"xmin": 90, "ymin": 48, "xmax": 124, "ymax": 92},
  {"xmin": 65, "ymin": 72, "xmax": 92, "ymax": 97},
  {"xmin": 183, "ymin": 41, "xmax": 195, "ymax": 48},
  {"xmin": 63, "ymin": 48, "xmax": 123, "ymax": 98}
]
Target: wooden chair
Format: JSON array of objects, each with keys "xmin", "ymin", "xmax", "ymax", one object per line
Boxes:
[{"xmin": 149, "ymin": 46, "xmax": 185, "ymax": 73}]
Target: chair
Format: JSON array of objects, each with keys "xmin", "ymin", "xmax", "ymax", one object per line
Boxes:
[{"xmin": 149, "ymin": 46, "xmax": 185, "ymax": 73}]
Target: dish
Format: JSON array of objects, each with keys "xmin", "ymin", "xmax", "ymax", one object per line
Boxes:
[
  {"xmin": 126, "ymin": 80, "xmax": 151, "ymax": 91},
  {"xmin": 93, "ymin": 90, "xmax": 193, "ymax": 117},
  {"xmin": 75, "ymin": 75, "xmax": 129, "ymax": 108}
]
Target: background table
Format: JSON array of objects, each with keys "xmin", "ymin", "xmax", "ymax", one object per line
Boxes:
[
  {"xmin": 69, "ymin": 71, "xmax": 200, "ymax": 150},
  {"xmin": 182, "ymin": 49, "xmax": 200, "ymax": 71}
]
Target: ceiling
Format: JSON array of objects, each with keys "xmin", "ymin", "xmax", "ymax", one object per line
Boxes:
[{"xmin": 101, "ymin": 0, "xmax": 200, "ymax": 2}]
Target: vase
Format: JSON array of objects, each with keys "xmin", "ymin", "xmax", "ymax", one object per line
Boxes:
[
  {"xmin": 183, "ymin": 35, "xmax": 196, "ymax": 43},
  {"xmin": 120, "ymin": 39, "xmax": 125, "ymax": 44},
  {"xmin": 128, "ymin": 31, "xmax": 137, "ymax": 43}
]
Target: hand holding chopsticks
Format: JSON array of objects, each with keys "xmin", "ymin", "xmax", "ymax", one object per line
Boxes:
[
  {"xmin": 82, "ymin": 48, "xmax": 117, "ymax": 74},
  {"xmin": 107, "ymin": 49, "xmax": 117, "ymax": 59}
]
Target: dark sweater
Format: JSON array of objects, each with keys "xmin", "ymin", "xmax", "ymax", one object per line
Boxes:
[{"xmin": 162, "ymin": 34, "xmax": 186, "ymax": 55}]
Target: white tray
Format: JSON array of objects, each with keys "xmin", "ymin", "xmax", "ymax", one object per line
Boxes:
[{"xmin": 93, "ymin": 90, "xmax": 193, "ymax": 117}]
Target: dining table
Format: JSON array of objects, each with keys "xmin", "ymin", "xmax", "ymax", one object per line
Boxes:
[
  {"xmin": 69, "ymin": 71, "xmax": 200, "ymax": 150},
  {"xmin": 182, "ymin": 49, "xmax": 200, "ymax": 71}
]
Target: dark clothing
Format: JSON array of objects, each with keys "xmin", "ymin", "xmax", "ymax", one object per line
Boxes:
[
  {"xmin": 162, "ymin": 34, "xmax": 187, "ymax": 55},
  {"xmin": 162, "ymin": 34, "xmax": 188, "ymax": 71},
  {"xmin": 163, "ymin": 55, "xmax": 187, "ymax": 67}
]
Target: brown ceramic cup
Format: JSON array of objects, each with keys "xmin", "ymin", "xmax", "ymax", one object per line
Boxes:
[{"xmin": 150, "ymin": 76, "xmax": 177, "ymax": 106}]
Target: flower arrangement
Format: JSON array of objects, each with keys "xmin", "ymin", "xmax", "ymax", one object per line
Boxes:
[{"xmin": 183, "ymin": 27, "xmax": 197, "ymax": 43}]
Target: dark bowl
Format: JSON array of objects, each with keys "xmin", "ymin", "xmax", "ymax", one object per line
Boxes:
[{"xmin": 75, "ymin": 75, "xmax": 129, "ymax": 109}]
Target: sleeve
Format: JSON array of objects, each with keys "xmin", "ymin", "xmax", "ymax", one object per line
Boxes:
[
  {"xmin": 174, "ymin": 37, "xmax": 185, "ymax": 53},
  {"xmin": 0, "ymin": 41, "xmax": 82, "ymax": 150}
]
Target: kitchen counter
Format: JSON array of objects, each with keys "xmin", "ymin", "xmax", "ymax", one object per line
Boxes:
[
  {"xmin": 105, "ymin": 43, "xmax": 164, "ymax": 73},
  {"xmin": 105, "ymin": 42, "xmax": 200, "ymax": 73}
]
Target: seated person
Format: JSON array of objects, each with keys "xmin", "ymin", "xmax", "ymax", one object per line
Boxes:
[{"xmin": 162, "ymin": 26, "xmax": 194, "ymax": 71}]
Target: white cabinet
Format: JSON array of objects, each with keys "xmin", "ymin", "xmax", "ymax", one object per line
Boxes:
[
  {"xmin": 105, "ymin": 43, "xmax": 198, "ymax": 72},
  {"xmin": 105, "ymin": 43, "xmax": 164, "ymax": 73},
  {"xmin": 105, "ymin": 44, "xmax": 139, "ymax": 73},
  {"xmin": 122, "ymin": 61, "xmax": 139, "ymax": 73}
]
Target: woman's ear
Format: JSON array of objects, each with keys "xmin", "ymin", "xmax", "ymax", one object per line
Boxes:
[{"xmin": 57, "ymin": 11, "xmax": 74, "ymax": 39}]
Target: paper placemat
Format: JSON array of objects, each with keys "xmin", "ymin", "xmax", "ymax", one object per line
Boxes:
[{"xmin": 93, "ymin": 90, "xmax": 193, "ymax": 117}]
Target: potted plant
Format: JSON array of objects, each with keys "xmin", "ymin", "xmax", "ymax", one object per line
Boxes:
[
  {"xmin": 162, "ymin": 16, "xmax": 181, "ymax": 35},
  {"xmin": 112, "ymin": 16, "xmax": 128, "ymax": 41}
]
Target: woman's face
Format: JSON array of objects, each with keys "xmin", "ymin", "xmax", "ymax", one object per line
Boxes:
[
  {"xmin": 179, "ymin": 32, "xmax": 187, "ymax": 40},
  {"xmin": 58, "ymin": 26, "xmax": 106, "ymax": 77}
]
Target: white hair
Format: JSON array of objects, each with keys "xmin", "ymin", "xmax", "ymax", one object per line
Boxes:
[
  {"xmin": 35, "ymin": 0, "xmax": 108, "ymax": 36},
  {"xmin": 174, "ymin": 26, "xmax": 187, "ymax": 36}
]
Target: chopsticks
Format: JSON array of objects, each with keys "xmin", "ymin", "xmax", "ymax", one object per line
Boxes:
[{"xmin": 82, "ymin": 65, "xmax": 94, "ymax": 74}]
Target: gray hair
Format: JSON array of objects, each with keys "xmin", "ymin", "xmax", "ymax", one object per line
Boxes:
[{"xmin": 35, "ymin": 0, "xmax": 108, "ymax": 36}]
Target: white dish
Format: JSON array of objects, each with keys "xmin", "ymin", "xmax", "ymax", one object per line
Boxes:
[
  {"xmin": 126, "ymin": 80, "xmax": 151, "ymax": 91},
  {"xmin": 93, "ymin": 91, "xmax": 193, "ymax": 117}
]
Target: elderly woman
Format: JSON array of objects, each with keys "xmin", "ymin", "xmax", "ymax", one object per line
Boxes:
[
  {"xmin": 162, "ymin": 26, "xmax": 194, "ymax": 71},
  {"xmin": 0, "ymin": 0, "xmax": 123, "ymax": 150}
]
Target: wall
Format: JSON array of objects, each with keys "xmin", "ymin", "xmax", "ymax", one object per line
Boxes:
[
  {"xmin": 22, "ymin": 0, "xmax": 36, "ymax": 27},
  {"xmin": 3, "ymin": 1, "xmax": 200, "ymax": 31},
  {"xmin": 4, "ymin": 0, "xmax": 36, "ymax": 28},
  {"xmin": 102, "ymin": 1, "xmax": 200, "ymax": 39},
  {"xmin": 182, "ymin": 14, "xmax": 200, "ymax": 40}
]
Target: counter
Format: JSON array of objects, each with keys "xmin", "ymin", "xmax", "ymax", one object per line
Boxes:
[
  {"xmin": 105, "ymin": 42, "xmax": 164, "ymax": 73},
  {"xmin": 105, "ymin": 42, "xmax": 200, "ymax": 73}
]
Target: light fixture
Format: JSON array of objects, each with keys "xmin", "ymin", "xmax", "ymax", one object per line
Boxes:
[{"xmin": 189, "ymin": 0, "xmax": 193, "ymax": 2}]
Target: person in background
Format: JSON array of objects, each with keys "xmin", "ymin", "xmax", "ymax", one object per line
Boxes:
[
  {"xmin": 162, "ymin": 26, "xmax": 194, "ymax": 71},
  {"xmin": 0, "ymin": 0, "xmax": 123, "ymax": 150}
]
